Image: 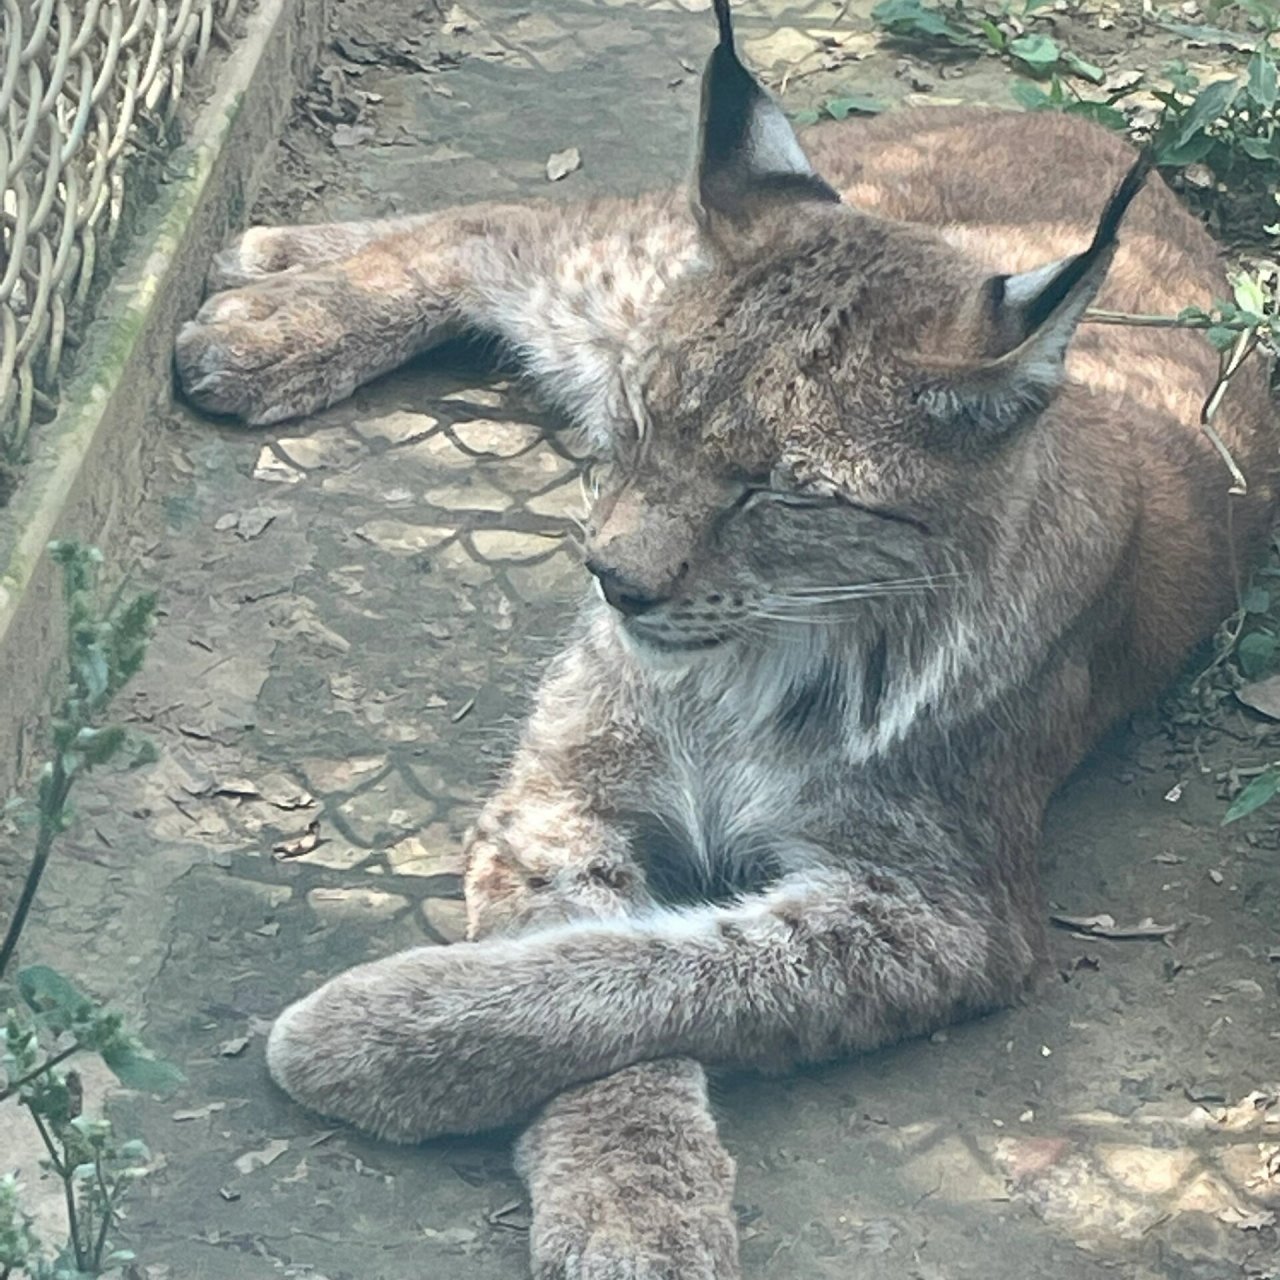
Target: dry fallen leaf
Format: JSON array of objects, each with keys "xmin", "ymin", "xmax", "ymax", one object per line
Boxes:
[
  {"xmin": 228, "ymin": 505, "xmax": 284, "ymax": 541},
  {"xmin": 257, "ymin": 773, "xmax": 315, "ymax": 810},
  {"xmin": 173, "ymin": 1102, "xmax": 227, "ymax": 1122},
  {"xmin": 332, "ymin": 122, "xmax": 375, "ymax": 148},
  {"xmin": 1237, "ymin": 675, "xmax": 1280, "ymax": 720},
  {"xmin": 546, "ymin": 146, "xmax": 581, "ymax": 181},
  {"xmin": 213, "ymin": 778, "xmax": 262, "ymax": 800},
  {"xmin": 233, "ymin": 1139, "xmax": 290, "ymax": 1175},
  {"xmin": 1050, "ymin": 912, "xmax": 1177, "ymax": 941},
  {"xmin": 1216, "ymin": 1205, "xmax": 1277, "ymax": 1231},
  {"xmin": 1212, "ymin": 1088, "xmax": 1280, "ymax": 1132},
  {"xmin": 487, "ymin": 1198, "xmax": 532, "ymax": 1231},
  {"xmin": 274, "ymin": 818, "xmax": 322, "ymax": 858},
  {"xmin": 329, "ymin": 672, "xmax": 365, "ymax": 701},
  {"xmin": 1181, "ymin": 163, "xmax": 1214, "ymax": 191},
  {"xmin": 217, "ymin": 1036, "xmax": 251, "ymax": 1058}
]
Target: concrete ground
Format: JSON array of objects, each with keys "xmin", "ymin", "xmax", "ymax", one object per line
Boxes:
[{"xmin": 5, "ymin": 1, "xmax": 1280, "ymax": 1277}]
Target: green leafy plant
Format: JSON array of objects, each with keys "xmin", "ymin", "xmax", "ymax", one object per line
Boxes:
[
  {"xmin": 1010, "ymin": 73, "xmax": 1132, "ymax": 131},
  {"xmin": 1173, "ymin": 267, "xmax": 1280, "ymax": 352},
  {"xmin": 791, "ymin": 93, "xmax": 887, "ymax": 125},
  {"xmin": 1223, "ymin": 765, "xmax": 1280, "ymax": 823},
  {"xmin": 1, "ymin": 541, "xmax": 178, "ymax": 1279},
  {"xmin": 1002, "ymin": 1, "xmax": 1278, "ymax": 201},
  {"xmin": 871, "ymin": 0, "xmax": 1102, "ymax": 82},
  {"xmin": 1159, "ymin": 0, "xmax": 1280, "ymax": 50},
  {"xmin": 1148, "ymin": 47, "xmax": 1279, "ymax": 180}
]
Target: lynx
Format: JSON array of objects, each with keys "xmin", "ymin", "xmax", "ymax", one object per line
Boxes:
[{"xmin": 176, "ymin": 2, "xmax": 1276, "ymax": 1275}]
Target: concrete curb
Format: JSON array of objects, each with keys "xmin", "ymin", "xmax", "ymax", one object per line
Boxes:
[{"xmin": 0, "ymin": 0, "xmax": 329, "ymax": 797}]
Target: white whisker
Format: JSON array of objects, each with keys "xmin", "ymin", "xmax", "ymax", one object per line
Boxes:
[{"xmin": 776, "ymin": 572, "xmax": 965, "ymax": 600}]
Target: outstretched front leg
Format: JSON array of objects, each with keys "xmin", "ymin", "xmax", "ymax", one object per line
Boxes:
[
  {"xmin": 269, "ymin": 652, "xmax": 741, "ymax": 1279},
  {"xmin": 516, "ymin": 1062, "xmax": 739, "ymax": 1280},
  {"xmin": 267, "ymin": 817, "xmax": 1042, "ymax": 1140},
  {"xmin": 176, "ymin": 192, "xmax": 697, "ymax": 427}
]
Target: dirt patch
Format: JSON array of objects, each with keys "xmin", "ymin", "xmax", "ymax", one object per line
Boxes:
[{"xmin": 252, "ymin": 0, "xmax": 454, "ymax": 221}]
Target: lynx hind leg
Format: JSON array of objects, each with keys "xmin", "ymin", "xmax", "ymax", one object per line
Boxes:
[{"xmin": 517, "ymin": 1060, "xmax": 741, "ymax": 1280}]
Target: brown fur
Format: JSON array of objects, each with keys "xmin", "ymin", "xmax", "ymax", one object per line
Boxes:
[{"xmin": 176, "ymin": 15, "xmax": 1275, "ymax": 1279}]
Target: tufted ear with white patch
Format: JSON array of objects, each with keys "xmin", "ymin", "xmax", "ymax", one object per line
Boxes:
[
  {"xmin": 919, "ymin": 151, "xmax": 1153, "ymax": 438},
  {"xmin": 694, "ymin": 0, "xmax": 840, "ymax": 229}
]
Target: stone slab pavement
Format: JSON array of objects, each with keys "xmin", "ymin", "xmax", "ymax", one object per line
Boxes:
[{"xmin": 3, "ymin": 1, "xmax": 1279, "ymax": 1278}]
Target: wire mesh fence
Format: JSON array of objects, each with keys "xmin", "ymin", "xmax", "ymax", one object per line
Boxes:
[{"xmin": 1, "ymin": 0, "xmax": 249, "ymax": 460}]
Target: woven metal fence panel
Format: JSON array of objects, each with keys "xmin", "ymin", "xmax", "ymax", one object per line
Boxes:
[{"xmin": 1, "ymin": 0, "xmax": 246, "ymax": 456}]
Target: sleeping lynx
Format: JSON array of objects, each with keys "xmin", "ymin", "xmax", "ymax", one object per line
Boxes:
[{"xmin": 175, "ymin": 2, "xmax": 1277, "ymax": 1275}]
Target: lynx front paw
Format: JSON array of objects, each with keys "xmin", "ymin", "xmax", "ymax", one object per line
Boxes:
[
  {"xmin": 529, "ymin": 1211, "xmax": 739, "ymax": 1280},
  {"xmin": 176, "ymin": 255, "xmax": 431, "ymax": 426},
  {"xmin": 263, "ymin": 939, "xmax": 597, "ymax": 1141},
  {"xmin": 518, "ymin": 1061, "xmax": 742, "ymax": 1280},
  {"xmin": 176, "ymin": 272, "xmax": 368, "ymax": 425},
  {"xmin": 263, "ymin": 945, "xmax": 500, "ymax": 1141}
]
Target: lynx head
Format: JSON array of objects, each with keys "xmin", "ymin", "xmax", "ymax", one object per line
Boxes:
[{"xmin": 584, "ymin": 0, "xmax": 1148, "ymax": 665}]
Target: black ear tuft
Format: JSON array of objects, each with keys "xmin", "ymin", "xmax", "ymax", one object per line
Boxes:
[
  {"xmin": 713, "ymin": 0, "xmax": 734, "ymax": 45},
  {"xmin": 1015, "ymin": 150, "xmax": 1152, "ymax": 333},
  {"xmin": 1093, "ymin": 148, "xmax": 1155, "ymax": 252},
  {"xmin": 696, "ymin": 0, "xmax": 840, "ymax": 225},
  {"xmin": 922, "ymin": 150, "xmax": 1153, "ymax": 441}
]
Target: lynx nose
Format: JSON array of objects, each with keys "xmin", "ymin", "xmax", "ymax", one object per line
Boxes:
[{"xmin": 586, "ymin": 563, "xmax": 672, "ymax": 617}]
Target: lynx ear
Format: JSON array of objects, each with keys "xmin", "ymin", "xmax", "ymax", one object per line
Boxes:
[
  {"xmin": 695, "ymin": 0, "xmax": 840, "ymax": 227},
  {"xmin": 921, "ymin": 152, "xmax": 1152, "ymax": 435}
]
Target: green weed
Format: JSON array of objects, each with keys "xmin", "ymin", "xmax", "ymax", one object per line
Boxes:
[
  {"xmin": 1, "ymin": 542, "xmax": 179, "ymax": 1278},
  {"xmin": 1148, "ymin": 49, "xmax": 1279, "ymax": 183},
  {"xmin": 791, "ymin": 93, "xmax": 887, "ymax": 126},
  {"xmin": 871, "ymin": 0, "xmax": 1105, "ymax": 82}
]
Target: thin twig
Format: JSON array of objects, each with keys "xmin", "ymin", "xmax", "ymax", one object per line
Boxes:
[
  {"xmin": 1082, "ymin": 308, "xmax": 1215, "ymax": 328},
  {"xmin": 1200, "ymin": 327, "xmax": 1259, "ymax": 497},
  {"xmin": 91, "ymin": 1163, "xmax": 115, "ymax": 1268},
  {"xmin": 0, "ymin": 758, "xmax": 71, "ymax": 979},
  {"xmin": 1082, "ymin": 307, "xmax": 1265, "ymax": 495},
  {"xmin": 1194, "ymin": 605, "xmax": 1246, "ymax": 691},
  {"xmin": 29, "ymin": 1109, "xmax": 86, "ymax": 1271},
  {"xmin": 27, "ymin": 1107, "xmax": 63, "ymax": 1173},
  {"xmin": 0, "ymin": 1043, "xmax": 81, "ymax": 1103}
]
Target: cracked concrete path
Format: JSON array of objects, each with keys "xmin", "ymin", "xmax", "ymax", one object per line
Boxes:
[{"xmin": 3, "ymin": 1, "xmax": 1279, "ymax": 1277}]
